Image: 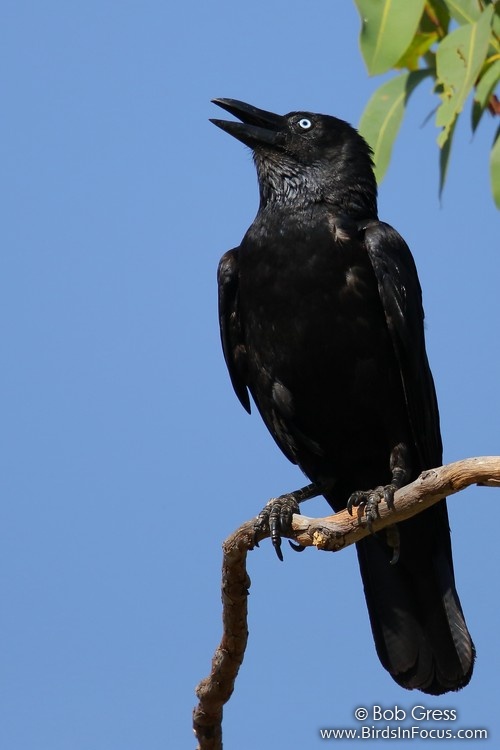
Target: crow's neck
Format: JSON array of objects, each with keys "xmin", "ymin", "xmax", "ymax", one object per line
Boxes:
[{"xmin": 254, "ymin": 152, "xmax": 378, "ymax": 220}]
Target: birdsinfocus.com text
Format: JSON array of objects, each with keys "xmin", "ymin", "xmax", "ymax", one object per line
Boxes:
[
  {"xmin": 319, "ymin": 705, "xmax": 487, "ymax": 740},
  {"xmin": 319, "ymin": 726, "xmax": 488, "ymax": 740}
]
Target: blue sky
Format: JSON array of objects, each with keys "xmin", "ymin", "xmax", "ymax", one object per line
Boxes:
[{"xmin": 1, "ymin": 2, "xmax": 499, "ymax": 748}]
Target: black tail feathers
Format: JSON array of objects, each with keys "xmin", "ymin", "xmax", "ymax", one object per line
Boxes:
[{"xmin": 356, "ymin": 503, "xmax": 474, "ymax": 695}]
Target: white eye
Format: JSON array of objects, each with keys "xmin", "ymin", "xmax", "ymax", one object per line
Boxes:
[{"xmin": 298, "ymin": 118, "xmax": 312, "ymax": 130}]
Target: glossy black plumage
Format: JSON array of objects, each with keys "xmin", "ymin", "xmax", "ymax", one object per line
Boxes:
[{"xmin": 211, "ymin": 98, "xmax": 474, "ymax": 694}]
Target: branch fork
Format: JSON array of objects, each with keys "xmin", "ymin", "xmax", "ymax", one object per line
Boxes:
[{"xmin": 193, "ymin": 457, "xmax": 500, "ymax": 749}]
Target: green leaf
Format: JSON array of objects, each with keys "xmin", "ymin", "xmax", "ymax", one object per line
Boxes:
[
  {"xmin": 396, "ymin": 31, "xmax": 439, "ymax": 70},
  {"xmin": 358, "ymin": 70, "xmax": 431, "ymax": 182},
  {"xmin": 472, "ymin": 57, "xmax": 500, "ymax": 130},
  {"xmin": 490, "ymin": 125, "xmax": 500, "ymax": 208},
  {"xmin": 447, "ymin": 0, "xmax": 500, "ymax": 52},
  {"xmin": 439, "ymin": 115, "xmax": 457, "ymax": 198},
  {"xmin": 445, "ymin": 0, "xmax": 483, "ymax": 26},
  {"xmin": 436, "ymin": 4, "xmax": 494, "ymax": 147},
  {"xmin": 492, "ymin": 4, "xmax": 500, "ymax": 52},
  {"xmin": 354, "ymin": 0, "xmax": 426, "ymax": 75},
  {"xmin": 422, "ymin": 0, "xmax": 450, "ymax": 35}
]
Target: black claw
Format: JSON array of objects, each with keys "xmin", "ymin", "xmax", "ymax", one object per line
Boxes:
[
  {"xmin": 390, "ymin": 546, "xmax": 400, "ymax": 565},
  {"xmin": 383, "ymin": 484, "xmax": 397, "ymax": 509},
  {"xmin": 269, "ymin": 505, "xmax": 283, "ymax": 559},
  {"xmin": 273, "ymin": 540, "xmax": 284, "ymax": 561},
  {"xmin": 289, "ymin": 540, "xmax": 305, "ymax": 552},
  {"xmin": 347, "ymin": 491, "xmax": 363, "ymax": 515},
  {"xmin": 386, "ymin": 524, "xmax": 400, "ymax": 565}
]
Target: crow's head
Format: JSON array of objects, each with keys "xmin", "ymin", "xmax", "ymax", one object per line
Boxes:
[{"xmin": 210, "ymin": 98, "xmax": 377, "ymax": 217}]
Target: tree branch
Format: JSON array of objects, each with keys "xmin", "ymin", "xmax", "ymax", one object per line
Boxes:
[{"xmin": 192, "ymin": 456, "xmax": 500, "ymax": 749}]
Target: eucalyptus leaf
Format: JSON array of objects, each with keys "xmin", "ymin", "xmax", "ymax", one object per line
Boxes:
[
  {"xmin": 358, "ymin": 70, "xmax": 431, "ymax": 183},
  {"xmin": 490, "ymin": 125, "xmax": 500, "ymax": 208},
  {"xmin": 423, "ymin": 0, "xmax": 450, "ymax": 35},
  {"xmin": 352, "ymin": 0, "xmax": 500, "ymax": 207},
  {"xmin": 436, "ymin": 4, "xmax": 494, "ymax": 147},
  {"xmin": 396, "ymin": 32, "xmax": 439, "ymax": 71},
  {"xmin": 489, "ymin": 2, "xmax": 500, "ymax": 53},
  {"xmin": 445, "ymin": 0, "xmax": 483, "ymax": 26},
  {"xmin": 472, "ymin": 58, "xmax": 500, "ymax": 131},
  {"xmin": 355, "ymin": 0, "xmax": 426, "ymax": 75},
  {"xmin": 439, "ymin": 116, "xmax": 457, "ymax": 199}
]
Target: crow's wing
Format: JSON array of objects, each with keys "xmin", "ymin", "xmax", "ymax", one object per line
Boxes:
[
  {"xmin": 217, "ymin": 248, "xmax": 251, "ymax": 413},
  {"xmin": 364, "ymin": 220, "xmax": 442, "ymax": 470}
]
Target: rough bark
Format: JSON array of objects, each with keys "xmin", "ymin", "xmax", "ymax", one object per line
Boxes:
[{"xmin": 193, "ymin": 456, "xmax": 500, "ymax": 749}]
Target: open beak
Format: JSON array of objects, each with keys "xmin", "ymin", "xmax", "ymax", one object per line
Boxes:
[{"xmin": 210, "ymin": 98, "xmax": 285, "ymax": 148}]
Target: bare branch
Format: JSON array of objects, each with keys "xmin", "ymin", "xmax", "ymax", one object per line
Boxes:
[
  {"xmin": 293, "ymin": 456, "xmax": 500, "ymax": 550},
  {"xmin": 193, "ymin": 456, "xmax": 500, "ymax": 749}
]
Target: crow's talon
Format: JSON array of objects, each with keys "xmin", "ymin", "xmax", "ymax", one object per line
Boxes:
[
  {"xmin": 383, "ymin": 484, "xmax": 397, "ymax": 510},
  {"xmin": 386, "ymin": 524, "xmax": 401, "ymax": 565},
  {"xmin": 347, "ymin": 484, "xmax": 397, "ymax": 531},
  {"xmin": 253, "ymin": 494, "xmax": 301, "ymax": 561},
  {"xmin": 347, "ymin": 491, "xmax": 365, "ymax": 515}
]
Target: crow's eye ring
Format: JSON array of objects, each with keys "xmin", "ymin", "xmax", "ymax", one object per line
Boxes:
[{"xmin": 298, "ymin": 118, "xmax": 312, "ymax": 130}]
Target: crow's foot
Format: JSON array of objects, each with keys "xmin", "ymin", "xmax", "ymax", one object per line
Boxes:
[
  {"xmin": 254, "ymin": 495, "xmax": 300, "ymax": 561},
  {"xmin": 347, "ymin": 483, "xmax": 398, "ymax": 531},
  {"xmin": 253, "ymin": 482, "xmax": 322, "ymax": 561}
]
